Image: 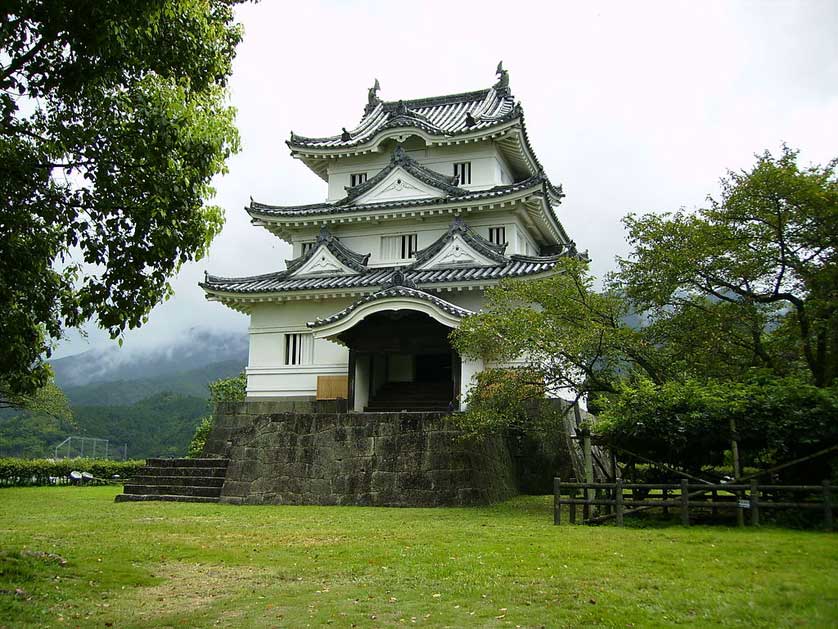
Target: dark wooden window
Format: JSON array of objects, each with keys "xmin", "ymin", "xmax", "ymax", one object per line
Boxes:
[
  {"xmin": 349, "ymin": 172, "xmax": 368, "ymax": 187},
  {"xmin": 453, "ymin": 162, "xmax": 472, "ymax": 185},
  {"xmin": 301, "ymin": 241, "xmax": 315, "ymax": 255},
  {"xmin": 488, "ymin": 226, "xmax": 506, "ymax": 246},
  {"xmin": 382, "ymin": 233, "xmax": 418, "ymax": 260},
  {"xmin": 284, "ymin": 333, "xmax": 310, "ymax": 366}
]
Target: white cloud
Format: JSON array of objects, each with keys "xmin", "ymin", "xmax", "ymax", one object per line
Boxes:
[{"xmin": 54, "ymin": 0, "xmax": 838, "ymax": 357}]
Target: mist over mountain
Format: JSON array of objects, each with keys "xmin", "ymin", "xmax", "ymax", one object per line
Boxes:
[{"xmin": 51, "ymin": 327, "xmax": 248, "ymax": 389}]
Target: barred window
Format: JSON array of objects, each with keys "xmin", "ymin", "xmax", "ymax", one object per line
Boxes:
[
  {"xmin": 453, "ymin": 161, "xmax": 471, "ymax": 185},
  {"xmin": 300, "ymin": 241, "xmax": 315, "ymax": 255},
  {"xmin": 488, "ymin": 226, "xmax": 506, "ymax": 246},
  {"xmin": 349, "ymin": 172, "xmax": 368, "ymax": 187},
  {"xmin": 284, "ymin": 333, "xmax": 312, "ymax": 366},
  {"xmin": 381, "ymin": 233, "xmax": 418, "ymax": 260}
]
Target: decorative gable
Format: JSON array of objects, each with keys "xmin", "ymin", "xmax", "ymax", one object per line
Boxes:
[
  {"xmin": 289, "ymin": 244, "xmax": 360, "ymax": 277},
  {"xmin": 352, "ymin": 167, "xmax": 446, "ymax": 205},
  {"xmin": 414, "ymin": 233, "xmax": 503, "ymax": 270},
  {"xmin": 411, "ymin": 216, "xmax": 509, "ymax": 271},
  {"xmin": 284, "ymin": 226, "xmax": 370, "ymax": 278}
]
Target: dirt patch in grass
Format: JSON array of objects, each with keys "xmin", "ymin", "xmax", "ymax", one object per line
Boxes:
[{"xmin": 120, "ymin": 562, "xmax": 275, "ymax": 621}]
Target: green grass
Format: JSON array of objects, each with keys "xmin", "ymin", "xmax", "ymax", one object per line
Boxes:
[{"xmin": 1, "ymin": 487, "xmax": 837, "ymax": 628}]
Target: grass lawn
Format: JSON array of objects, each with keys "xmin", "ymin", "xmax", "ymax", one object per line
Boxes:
[{"xmin": 1, "ymin": 487, "xmax": 837, "ymax": 628}]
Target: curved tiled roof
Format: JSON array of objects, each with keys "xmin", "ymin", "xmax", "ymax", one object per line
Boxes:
[
  {"xmin": 248, "ymin": 173, "xmax": 551, "ymax": 218},
  {"xmin": 284, "ymin": 226, "xmax": 370, "ymax": 274},
  {"xmin": 289, "ymin": 88, "xmax": 518, "ymax": 150},
  {"xmin": 201, "ymin": 255, "xmax": 564, "ymax": 296},
  {"xmin": 307, "ymin": 285, "xmax": 473, "ymax": 329}
]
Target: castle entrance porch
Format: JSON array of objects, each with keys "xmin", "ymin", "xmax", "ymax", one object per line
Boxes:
[
  {"xmin": 342, "ymin": 310, "xmax": 459, "ymax": 412},
  {"xmin": 309, "ymin": 284, "xmax": 483, "ymax": 412}
]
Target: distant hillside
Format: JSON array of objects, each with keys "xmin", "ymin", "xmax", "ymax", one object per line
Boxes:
[
  {"xmin": 52, "ymin": 327, "xmax": 248, "ymax": 389},
  {"xmin": 64, "ymin": 359, "xmax": 245, "ymax": 406},
  {"xmin": 0, "ymin": 392, "xmax": 208, "ymax": 459},
  {"xmin": 0, "ymin": 327, "xmax": 249, "ymax": 459}
]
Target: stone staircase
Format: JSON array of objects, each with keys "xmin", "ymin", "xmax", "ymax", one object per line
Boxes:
[{"xmin": 115, "ymin": 458, "xmax": 229, "ymax": 503}]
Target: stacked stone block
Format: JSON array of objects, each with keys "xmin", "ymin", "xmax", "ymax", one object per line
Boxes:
[{"xmin": 115, "ymin": 458, "xmax": 229, "ymax": 503}]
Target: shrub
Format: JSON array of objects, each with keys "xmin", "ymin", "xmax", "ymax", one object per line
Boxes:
[
  {"xmin": 187, "ymin": 416, "xmax": 213, "ymax": 458},
  {"xmin": 0, "ymin": 458, "xmax": 146, "ymax": 487}
]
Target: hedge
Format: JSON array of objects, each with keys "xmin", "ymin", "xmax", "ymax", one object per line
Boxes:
[{"xmin": 0, "ymin": 458, "xmax": 146, "ymax": 487}]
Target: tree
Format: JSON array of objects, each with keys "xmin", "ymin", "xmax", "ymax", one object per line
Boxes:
[
  {"xmin": 0, "ymin": 1, "xmax": 244, "ymax": 406},
  {"xmin": 452, "ymin": 148, "xmax": 838, "ymax": 475},
  {"xmin": 187, "ymin": 371, "xmax": 245, "ymax": 457},
  {"xmin": 618, "ymin": 146, "xmax": 838, "ymax": 386}
]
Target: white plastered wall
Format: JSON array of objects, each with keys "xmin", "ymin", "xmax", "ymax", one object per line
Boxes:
[{"xmin": 247, "ymin": 299, "xmax": 353, "ymax": 398}]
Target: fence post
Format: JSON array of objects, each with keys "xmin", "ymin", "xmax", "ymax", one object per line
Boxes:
[
  {"xmin": 711, "ymin": 488, "xmax": 719, "ymax": 518},
  {"xmin": 615, "ymin": 478, "xmax": 624, "ymax": 527},
  {"xmin": 680, "ymin": 479, "xmax": 690, "ymax": 526},
  {"xmin": 662, "ymin": 488, "xmax": 669, "ymax": 516},
  {"xmin": 554, "ymin": 478, "xmax": 561, "ymax": 525},
  {"xmin": 750, "ymin": 479, "xmax": 760, "ymax": 527},
  {"xmin": 824, "ymin": 480, "xmax": 833, "ymax": 531},
  {"xmin": 569, "ymin": 478, "xmax": 577, "ymax": 525}
]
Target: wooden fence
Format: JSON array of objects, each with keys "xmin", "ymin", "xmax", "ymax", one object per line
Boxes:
[{"xmin": 553, "ymin": 478, "xmax": 834, "ymax": 529}]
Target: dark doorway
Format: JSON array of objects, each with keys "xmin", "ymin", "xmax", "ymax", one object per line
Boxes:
[
  {"xmin": 341, "ymin": 310, "xmax": 460, "ymax": 411},
  {"xmin": 415, "ymin": 353, "xmax": 452, "ymax": 383}
]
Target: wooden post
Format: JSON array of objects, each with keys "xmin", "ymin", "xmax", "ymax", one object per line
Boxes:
[
  {"xmin": 680, "ymin": 479, "xmax": 690, "ymax": 526},
  {"xmin": 582, "ymin": 428, "xmax": 594, "ymax": 520},
  {"xmin": 750, "ymin": 479, "xmax": 760, "ymax": 527},
  {"xmin": 662, "ymin": 488, "xmax": 669, "ymax": 516},
  {"xmin": 554, "ymin": 478, "xmax": 561, "ymax": 525},
  {"xmin": 730, "ymin": 418, "xmax": 745, "ymax": 528},
  {"xmin": 824, "ymin": 480, "xmax": 833, "ymax": 531},
  {"xmin": 569, "ymin": 478, "xmax": 577, "ymax": 525},
  {"xmin": 711, "ymin": 488, "xmax": 719, "ymax": 518},
  {"xmin": 615, "ymin": 478, "xmax": 624, "ymax": 527}
]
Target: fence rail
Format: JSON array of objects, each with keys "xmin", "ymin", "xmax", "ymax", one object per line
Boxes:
[{"xmin": 553, "ymin": 477, "xmax": 833, "ymax": 529}]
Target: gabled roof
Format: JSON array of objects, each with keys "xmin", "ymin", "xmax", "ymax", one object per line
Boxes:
[
  {"xmin": 201, "ymin": 253, "xmax": 568, "ymax": 298},
  {"xmin": 249, "ymin": 172, "xmax": 554, "ymax": 218},
  {"xmin": 341, "ymin": 146, "xmax": 466, "ymax": 204},
  {"xmin": 410, "ymin": 216, "xmax": 507, "ymax": 269},
  {"xmin": 288, "ymin": 88, "xmax": 518, "ymax": 151},
  {"xmin": 284, "ymin": 226, "xmax": 370, "ymax": 275}
]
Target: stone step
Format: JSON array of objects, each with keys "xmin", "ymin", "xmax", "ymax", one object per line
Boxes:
[
  {"xmin": 123, "ymin": 484, "xmax": 222, "ymax": 498},
  {"xmin": 130, "ymin": 475, "xmax": 225, "ymax": 488},
  {"xmin": 134, "ymin": 466, "xmax": 228, "ymax": 478},
  {"xmin": 364, "ymin": 406, "xmax": 450, "ymax": 412},
  {"xmin": 115, "ymin": 494, "xmax": 220, "ymax": 504},
  {"xmin": 145, "ymin": 458, "xmax": 229, "ymax": 468},
  {"xmin": 367, "ymin": 400, "xmax": 450, "ymax": 406}
]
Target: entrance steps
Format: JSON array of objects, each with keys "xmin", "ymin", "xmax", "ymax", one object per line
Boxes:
[
  {"xmin": 365, "ymin": 381, "xmax": 454, "ymax": 412},
  {"xmin": 115, "ymin": 458, "xmax": 229, "ymax": 503}
]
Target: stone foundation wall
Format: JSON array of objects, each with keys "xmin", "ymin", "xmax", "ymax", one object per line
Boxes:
[{"xmin": 203, "ymin": 402, "xmax": 517, "ymax": 507}]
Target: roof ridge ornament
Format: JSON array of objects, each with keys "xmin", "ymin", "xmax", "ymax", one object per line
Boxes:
[
  {"xmin": 364, "ymin": 78, "xmax": 381, "ymax": 116},
  {"xmin": 493, "ymin": 61, "xmax": 510, "ymax": 96},
  {"xmin": 383, "ymin": 269, "xmax": 417, "ymax": 290},
  {"xmin": 341, "ymin": 127, "xmax": 351, "ymax": 141},
  {"xmin": 392, "ymin": 145, "xmax": 407, "ymax": 162}
]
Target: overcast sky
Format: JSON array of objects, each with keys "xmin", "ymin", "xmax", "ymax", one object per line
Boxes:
[{"xmin": 55, "ymin": 0, "xmax": 838, "ymax": 358}]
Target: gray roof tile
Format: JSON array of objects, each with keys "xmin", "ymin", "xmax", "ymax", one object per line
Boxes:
[{"xmin": 289, "ymin": 88, "xmax": 518, "ymax": 150}]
